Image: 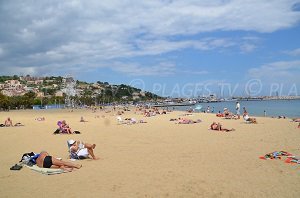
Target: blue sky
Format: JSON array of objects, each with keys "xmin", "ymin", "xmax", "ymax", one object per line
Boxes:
[{"xmin": 1, "ymin": 0, "xmax": 300, "ymax": 98}]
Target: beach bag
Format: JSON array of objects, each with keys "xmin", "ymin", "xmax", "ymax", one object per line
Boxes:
[
  {"xmin": 53, "ymin": 129, "xmax": 61, "ymax": 134},
  {"xmin": 19, "ymin": 152, "xmax": 35, "ymax": 163}
]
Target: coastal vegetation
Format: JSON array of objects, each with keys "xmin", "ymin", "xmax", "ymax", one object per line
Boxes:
[{"xmin": 0, "ymin": 75, "xmax": 161, "ymax": 110}]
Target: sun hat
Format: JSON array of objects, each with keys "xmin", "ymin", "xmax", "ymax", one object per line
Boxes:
[{"xmin": 68, "ymin": 139, "xmax": 76, "ymax": 145}]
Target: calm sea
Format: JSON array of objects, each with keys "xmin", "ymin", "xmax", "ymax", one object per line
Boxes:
[{"xmin": 175, "ymin": 99, "xmax": 300, "ymax": 118}]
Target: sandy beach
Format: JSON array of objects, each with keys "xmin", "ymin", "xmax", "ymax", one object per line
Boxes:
[{"xmin": 0, "ymin": 108, "xmax": 299, "ymax": 197}]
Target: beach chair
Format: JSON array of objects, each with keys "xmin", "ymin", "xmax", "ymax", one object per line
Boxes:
[{"xmin": 67, "ymin": 141, "xmax": 87, "ymax": 160}]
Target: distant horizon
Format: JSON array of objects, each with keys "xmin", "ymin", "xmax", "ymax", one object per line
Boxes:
[{"xmin": 1, "ymin": 1, "xmax": 300, "ymax": 97}]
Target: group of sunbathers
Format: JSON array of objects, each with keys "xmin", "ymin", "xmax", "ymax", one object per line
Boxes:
[
  {"xmin": 57, "ymin": 120, "xmax": 73, "ymax": 134},
  {"xmin": 117, "ymin": 116, "xmax": 147, "ymax": 125},
  {"xmin": 216, "ymin": 108, "xmax": 239, "ymax": 120},
  {"xmin": 20, "ymin": 139, "xmax": 99, "ymax": 172},
  {"xmin": 215, "ymin": 107, "xmax": 257, "ymax": 124}
]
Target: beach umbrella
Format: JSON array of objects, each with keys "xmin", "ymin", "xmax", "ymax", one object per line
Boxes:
[{"xmin": 194, "ymin": 105, "xmax": 202, "ymax": 112}]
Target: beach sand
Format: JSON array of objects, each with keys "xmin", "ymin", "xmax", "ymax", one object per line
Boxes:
[{"xmin": 0, "ymin": 108, "xmax": 299, "ymax": 197}]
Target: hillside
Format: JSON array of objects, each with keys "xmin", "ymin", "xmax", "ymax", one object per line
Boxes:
[{"xmin": 0, "ymin": 75, "xmax": 162, "ymax": 110}]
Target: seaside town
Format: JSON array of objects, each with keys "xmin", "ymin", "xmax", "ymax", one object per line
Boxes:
[
  {"xmin": 0, "ymin": 75, "xmax": 162, "ymax": 109},
  {"xmin": 1, "ymin": 75, "xmax": 299, "ymax": 110}
]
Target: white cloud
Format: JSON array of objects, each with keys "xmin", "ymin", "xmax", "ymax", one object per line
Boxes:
[
  {"xmin": 0, "ymin": 0, "xmax": 300, "ymax": 76},
  {"xmin": 284, "ymin": 48, "xmax": 300, "ymax": 56},
  {"xmin": 248, "ymin": 60, "xmax": 300, "ymax": 82},
  {"xmin": 111, "ymin": 62, "xmax": 177, "ymax": 76}
]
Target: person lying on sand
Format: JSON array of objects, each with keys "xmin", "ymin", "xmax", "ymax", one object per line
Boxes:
[
  {"xmin": 177, "ymin": 118, "xmax": 202, "ymax": 124},
  {"xmin": 210, "ymin": 122, "xmax": 235, "ymax": 132},
  {"xmin": 35, "ymin": 117, "xmax": 45, "ymax": 121},
  {"xmin": 216, "ymin": 111, "xmax": 224, "ymax": 117},
  {"xmin": 68, "ymin": 139, "xmax": 99, "ymax": 160},
  {"xmin": 36, "ymin": 151, "xmax": 82, "ymax": 172}
]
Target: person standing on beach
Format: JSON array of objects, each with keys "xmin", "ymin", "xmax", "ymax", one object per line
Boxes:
[
  {"xmin": 236, "ymin": 102, "xmax": 240, "ymax": 119},
  {"xmin": 206, "ymin": 106, "xmax": 210, "ymax": 113}
]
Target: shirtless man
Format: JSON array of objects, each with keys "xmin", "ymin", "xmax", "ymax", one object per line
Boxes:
[
  {"xmin": 4, "ymin": 117, "xmax": 13, "ymax": 127},
  {"xmin": 36, "ymin": 151, "xmax": 81, "ymax": 171}
]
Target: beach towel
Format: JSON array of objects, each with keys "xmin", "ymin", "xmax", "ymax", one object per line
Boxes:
[
  {"xmin": 285, "ymin": 156, "xmax": 300, "ymax": 164},
  {"xmin": 259, "ymin": 151, "xmax": 292, "ymax": 160},
  {"xmin": 23, "ymin": 164, "xmax": 65, "ymax": 175}
]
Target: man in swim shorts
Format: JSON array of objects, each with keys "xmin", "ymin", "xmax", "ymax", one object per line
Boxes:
[{"xmin": 36, "ymin": 151, "xmax": 81, "ymax": 171}]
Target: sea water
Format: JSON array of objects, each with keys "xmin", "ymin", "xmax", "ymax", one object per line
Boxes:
[{"xmin": 175, "ymin": 100, "xmax": 300, "ymax": 118}]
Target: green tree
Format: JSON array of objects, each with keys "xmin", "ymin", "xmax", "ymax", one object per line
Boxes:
[{"xmin": 0, "ymin": 93, "xmax": 10, "ymax": 111}]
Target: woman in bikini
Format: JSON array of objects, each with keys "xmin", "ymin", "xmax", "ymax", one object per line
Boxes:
[
  {"xmin": 36, "ymin": 151, "xmax": 82, "ymax": 171},
  {"xmin": 61, "ymin": 120, "xmax": 73, "ymax": 134}
]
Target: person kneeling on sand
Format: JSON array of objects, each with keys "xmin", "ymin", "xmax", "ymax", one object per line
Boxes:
[
  {"xmin": 210, "ymin": 122, "xmax": 235, "ymax": 132},
  {"xmin": 68, "ymin": 139, "xmax": 99, "ymax": 160},
  {"xmin": 36, "ymin": 151, "xmax": 81, "ymax": 172}
]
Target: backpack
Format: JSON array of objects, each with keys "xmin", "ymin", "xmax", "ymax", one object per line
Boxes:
[{"xmin": 19, "ymin": 152, "xmax": 36, "ymax": 163}]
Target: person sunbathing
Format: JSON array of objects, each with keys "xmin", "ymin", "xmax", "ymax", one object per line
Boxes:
[
  {"xmin": 216, "ymin": 111, "xmax": 224, "ymax": 117},
  {"xmin": 177, "ymin": 118, "xmax": 202, "ymax": 124},
  {"xmin": 223, "ymin": 109, "xmax": 237, "ymax": 119},
  {"xmin": 4, "ymin": 117, "xmax": 13, "ymax": 127},
  {"xmin": 36, "ymin": 151, "xmax": 81, "ymax": 172},
  {"xmin": 60, "ymin": 120, "xmax": 73, "ymax": 134},
  {"xmin": 80, "ymin": 116, "xmax": 87, "ymax": 122},
  {"xmin": 68, "ymin": 139, "xmax": 99, "ymax": 160},
  {"xmin": 243, "ymin": 114, "xmax": 257, "ymax": 124},
  {"xmin": 210, "ymin": 122, "xmax": 235, "ymax": 132},
  {"xmin": 35, "ymin": 117, "xmax": 45, "ymax": 121}
]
